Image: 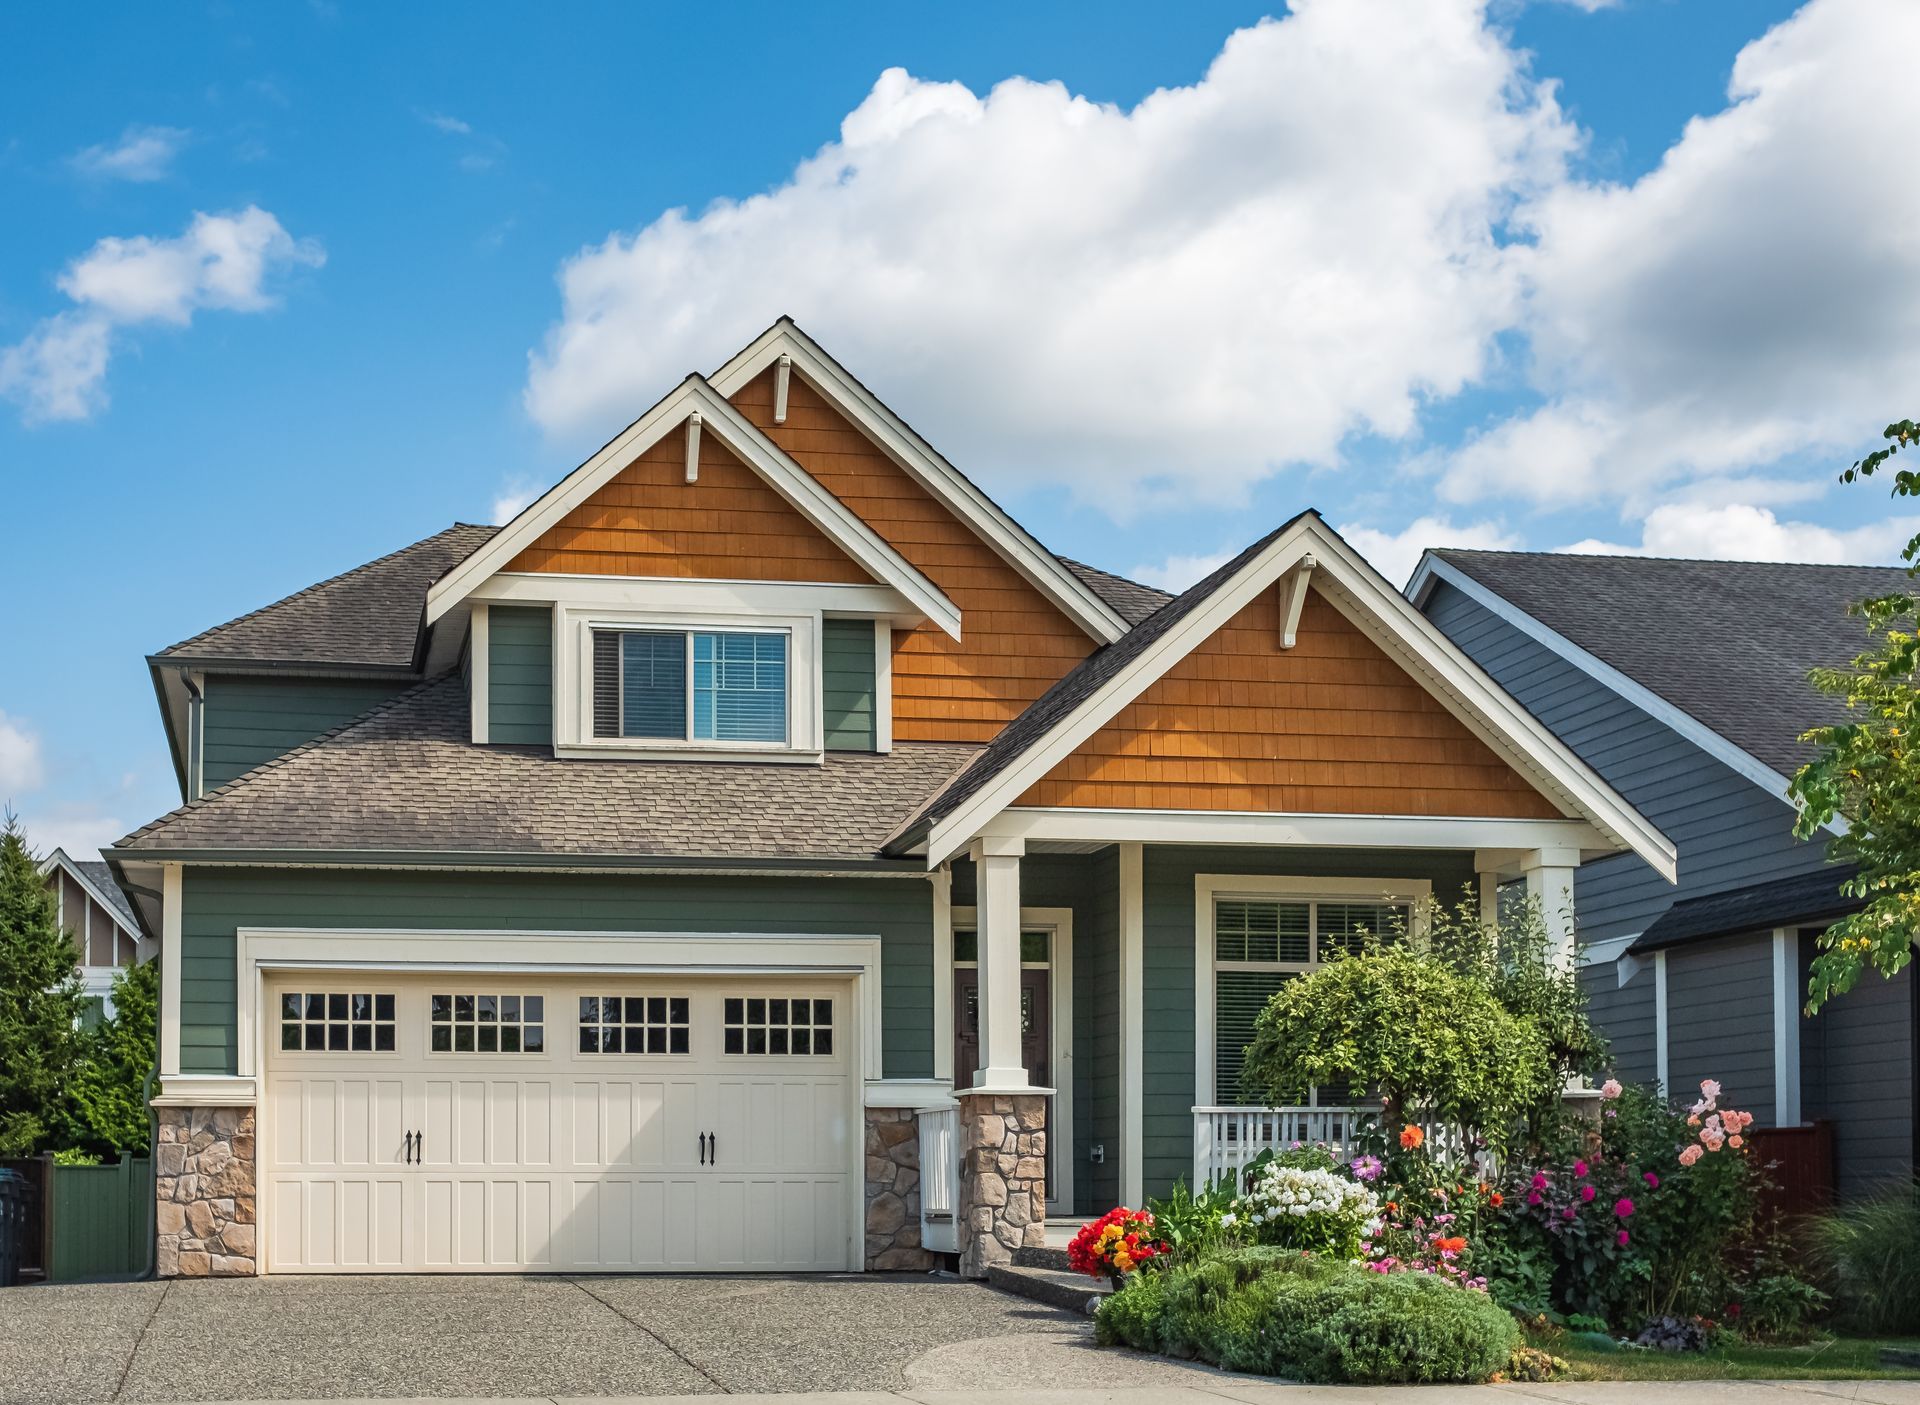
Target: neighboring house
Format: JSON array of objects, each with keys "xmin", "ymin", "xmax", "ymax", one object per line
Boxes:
[
  {"xmin": 38, "ymin": 847, "xmax": 147, "ymax": 1021},
  {"xmin": 107, "ymin": 318, "xmax": 1674, "ymax": 1281},
  {"xmin": 1410, "ymin": 549, "xmax": 1913, "ymax": 1197}
]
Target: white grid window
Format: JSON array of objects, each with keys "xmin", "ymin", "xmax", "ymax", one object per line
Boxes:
[
  {"xmin": 579, "ymin": 995, "xmax": 691, "ymax": 1054},
  {"xmin": 724, "ymin": 995, "xmax": 833, "ymax": 1056},
  {"xmin": 280, "ymin": 992, "xmax": 396, "ymax": 1053},
  {"xmin": 430, "ymin": 993, "xmax": 546, "ymax": 1054}
]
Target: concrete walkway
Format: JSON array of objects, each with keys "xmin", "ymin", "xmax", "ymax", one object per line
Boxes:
[
  {"xmin": 161, "ymin": 1387, "xmax": 1920, "ymax": 1404},
  {"xmin": 4, "ymin": 1274, "xmax": 1917, "ymax": 1405}
]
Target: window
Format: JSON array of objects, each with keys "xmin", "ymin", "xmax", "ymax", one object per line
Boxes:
[
  {"xmin": 724, "ymin": 995, "xmax": 833, "ymax": 1056},
  {"xmin": 280, "ymin": 991, "xmax": 396, "ymax": 1052},
  {"xmin": 579, "ymin": 994, "xmax": 690, "ymax": 1054},
  {"xmin": 1212, "ymin": 897, "xmax": 1407, "ymax": 1105},
  {"xmin": 952, "ymin": 929, "xmax": 1050, "ymax": 965},
  {"xmin": 592, "ymin": 628, "xmax": 788, "ymax": 744},
  {"xmin": 429, "ymin": 992, "xmax": 545, "ymax": 1053}
]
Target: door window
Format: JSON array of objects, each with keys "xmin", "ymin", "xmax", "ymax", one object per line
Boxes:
[
  {"xmin": 279, "ymin": 991, "xmax": 396, "ymax": 1052},
  {"xmin": 429, "ymin": 992, "xmax": 546, "ymax": 1053},
  {"xmin": 579, "ymin": 994, "xmax": 691, "ymax": 1054},
  {"xmin": 723, "ymin": 995, "xmax": 833, "ymax": 1056}
]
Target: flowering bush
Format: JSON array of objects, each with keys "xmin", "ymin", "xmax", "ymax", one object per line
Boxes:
[
  {"xmin": 1068, "ymin": 1207, "xmax": 1165, "ymax": 1280},
  {"xmin": 1231, "ymin": 1161, "xmax": 1380, "ymax": 1259}
]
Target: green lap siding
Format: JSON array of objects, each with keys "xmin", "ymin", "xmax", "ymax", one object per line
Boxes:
[
  {"xmin": 201, "ymin": 676, "xmax": 407, "ymax": 791},
  {"xmin": 821, "ymin": 618, "xmax": 877, "ymax": 752},
  {"xmin": 177, "ymin": 867, "xmax": 935, "ymax": 1077},
  {"xmin": 487, "ymin": 605, "xmax": 554, "ymax": 745}
]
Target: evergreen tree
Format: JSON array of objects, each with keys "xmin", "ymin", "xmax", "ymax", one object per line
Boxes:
[
  {"xmin": 57, "ymin": 958, "xmax": 158, "ymax": 1154},
  {"xmin": 0, "ymin": 814, "xmax": 86, "ymax": 1155}
]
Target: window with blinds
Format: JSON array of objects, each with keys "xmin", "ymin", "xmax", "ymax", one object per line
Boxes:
[
  {"xmin": 1213, "ymin": 896, "xmax": 1407, "ymax": 1106},
  {"xmin": 591, "ymin": 627, "xmax": 788, "ymax": 744}
]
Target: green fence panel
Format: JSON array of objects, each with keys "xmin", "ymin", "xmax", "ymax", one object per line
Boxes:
[{"xmin": 49, "ymin": 1154, "xmax": 150, "ymax": 1281}]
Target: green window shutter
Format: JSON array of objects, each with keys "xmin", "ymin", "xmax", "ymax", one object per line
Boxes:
[{"xmin": 821, "ymin": 618, "xmax": 877, "ymax": 752}]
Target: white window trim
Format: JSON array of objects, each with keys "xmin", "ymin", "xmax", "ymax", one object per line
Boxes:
[
  {"xmin": 557, "ymin": 605, "xmax": 821, "ymax": 761},
  {"xmin": 1193, "ymin": 874, "xmax": 1433, "ymax": 1106},
  {"xmin": 952, "ymin": 904, "xmax": 1074, "ymax": 1216}
]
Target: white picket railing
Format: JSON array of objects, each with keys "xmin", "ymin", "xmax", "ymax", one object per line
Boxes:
[
  {"xmin": 1193, "ymin": 1105, "xmax": 1372, "ymax": 1190},
  {"xmin": 917, "ymin": 1105, "xmax": 961, "ymax": 1253}
]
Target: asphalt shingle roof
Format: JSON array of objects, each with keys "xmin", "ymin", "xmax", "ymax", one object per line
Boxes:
[
  {"xmin": 73, "ymin": 859, "xmax": 141, "ymax": 932},
  {"xmin": 1433, "ymin": 550, "xmax": 1913, "ymax": 776},
  {"xmin": 1630, "ymin": 866, "xmax": 1860, "ymax": 953},
  {"xmin": 157, "ymin": 523, "xmax": 499, "ymax": 669},
  {"xmin": 115, "ymin": 674, "xmax": 979, "ymax": 862},
  {"xmin": 1058, "ymin": 558, "xmax": 1172, "ymax": 627}
]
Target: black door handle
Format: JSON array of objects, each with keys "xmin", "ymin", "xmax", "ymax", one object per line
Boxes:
[
  {"xmin": 710, "ymin": 1131, "xmax": 717, "ymax": 1165},
  {"xmin": 404, "ymin": 1130, "xmax": 415, "ymax": 1164},
  {"xmin": 416, "ymin": 1130, "xmax": 424, "ymax": 1163},
  {"xmin": 699, "ymin": 1131, "xmax": 707, "ymax": 1165}
]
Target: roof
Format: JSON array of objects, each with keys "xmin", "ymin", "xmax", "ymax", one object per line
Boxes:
[
  {"xmin": 894, "ymin": 516, "xmax": 1308, "ymax": 847},
  {"xmin": 40, "ymin": 849, "xmax": 142, "ymax": 934},
  {"xmin": 1427, "ymin": 551, "xmax": 1913, "ymax": 776},
  {"xmin": 114, "ymin": 674, "xmax": 979, "ymax": 864},
  {"xmin": 1058, "ymin": 558, "xmax": 1171, "ymax": 627},
  {"xmin": 156, "ymin": 523, "xmax": 498, "ymax": 670},
  {"xmin": 1630, "ymin": 865, "xmax": 1859, "ymax": 953}
]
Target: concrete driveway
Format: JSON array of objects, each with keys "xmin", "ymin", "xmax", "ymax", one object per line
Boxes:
[{"xmin": 0, "ymin": 1272, "xmax": 1239, "ymax": 1404}]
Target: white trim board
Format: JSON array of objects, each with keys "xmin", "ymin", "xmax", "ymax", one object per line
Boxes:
[
  {"xmin": 425, "ymin": 374, "xmax": 959, "ymax": 640},
  {"xmin": 1407, "ymin": 553, "xmax": 1842, "ymax": 837},
  {"xmin": 925, "ymin": 513, "xmax": 1677, "ymax": 882},
  {"xmin": 982, "ymin": 807, "xmax": 1615, "ymax": 857},
  {"xmin": 707, "ymin": 319, "xmax": 1127, "ymax": 646},
  {"xmin": 38, "ymin": 849, "xmax": 143, "ymax": 942}
]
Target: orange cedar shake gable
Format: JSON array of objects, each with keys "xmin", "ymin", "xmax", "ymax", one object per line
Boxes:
[
  {"xmin": 506, "ymin": 428, "xmax": 875, "ymax": 584},
  {"xmin": 731, "ymin": 368, "xmax": 1095, "ymax": 743},
  {"xmin": 1017, "ymin": 587, "xmax": 1563, "ymax": 818}
]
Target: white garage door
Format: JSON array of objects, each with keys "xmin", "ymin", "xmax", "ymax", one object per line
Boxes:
[{"xmin": 260, "ymin": 974, "xmax": 856, "ymax": 1273}]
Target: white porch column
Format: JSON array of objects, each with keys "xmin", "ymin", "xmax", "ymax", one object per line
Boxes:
[
  {"xmin": 159, "ymin": 863, "xmax": 183, "ymax": 1079},
  {"xmin": 1772, "ymin": 927, "xmax": 1802, "ymax": 1126},
  {"xmin": 970, "ymin": 836, "xmax": 1029, "ymax": 1091},
  {"xmin": 1523, "ymin": 846, "xmax": 1581, "ymax": 971},
  {"xmin": 931, "ymin": 864, "xmax": 954, "ymax": 1085},
  {"xmin": 1119, "ymin": 841, "xmax": 1145, "ymax": 1208}
]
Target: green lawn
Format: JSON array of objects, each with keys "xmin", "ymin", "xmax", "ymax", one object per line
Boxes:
[{"xmin": 1536, "ymin": 1329, "xmax": 1920, "ymax": 1381}]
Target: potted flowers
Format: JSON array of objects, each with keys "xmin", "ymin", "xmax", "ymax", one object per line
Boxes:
[{"xmin": 1068, "ymin": 1207, "xmax": 1164, "ymax": 1287}]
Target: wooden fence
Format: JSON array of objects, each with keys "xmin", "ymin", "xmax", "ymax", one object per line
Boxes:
[{"xmin": 0, "ymin": 1153, "xmax": 151, "ymax": 1282}]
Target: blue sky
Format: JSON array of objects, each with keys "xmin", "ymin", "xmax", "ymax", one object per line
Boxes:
[{"xmin": 1, "ymin": 0, "xmax": 1911, "ymax": 859}]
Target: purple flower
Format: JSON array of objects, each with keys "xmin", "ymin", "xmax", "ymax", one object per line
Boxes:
[
  {"xmin": 1561, "ymin": 1205, "xmax": 1576, "ymax": 1221},
  {"xmin": 1580, "ymin": 1184, "xmax": 1597, "ymax": 1203},
  {"xmin": 1350, "ymin": 1155, "xmax": 1384, "ymax": 1182},
  {"xmin": 1531, "ymin": 1172, "xmax": 1548, "ymax": 1190},
  {"xmin": 1526, "ymin": 1190, "xmax": 1543, "ymax": 1206},
  {"xmin": 1573, "ymin": 1160, "xmax": 1590, "ymax": 1178},
  {"xmin": 1614, "ymin": 1198, "xmax": 1635, "ymax": 1219},
  {"xmin": 1617, "ymin": 1229, "xmax": 1631, "ymax": 1247},
  {"xmin": 1642, "ymin": 1171, "xmax": 1660, "ymax": 1190}
]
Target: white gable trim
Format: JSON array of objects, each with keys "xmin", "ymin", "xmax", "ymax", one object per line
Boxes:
[
  {"xmin": 1406, "ymin": 554, "xmax": 1842, "ymax": 837},
  {"xmin": 426, "ymin": 376, "xmax": 960, "ymax": 639},
  {"xmin": 924, "ymin": 515, "xmax": 1677, "ymax": 881},
  {"xmin": 708, "ymin": 320, "xmax": 1128, "ymax": 645},
  {"xmin": 38, "ymin": 848, "xmax": 142, "ymax": 941}
]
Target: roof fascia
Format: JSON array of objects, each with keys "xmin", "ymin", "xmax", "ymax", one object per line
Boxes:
[
  {"xmin": 37, "ymin": 849, "xmax": 143, "ymax": 938},
  {"xmin": 708, "ymin": 320, "xmax": 1129, "ymax": 645},
  {"xmin": 1406, "ymin": 553, "xmax": 1842, "ymax": 837},
  {"xmin": 100, "ymin": 846, "xmax": 927, "ymax": 878},
  {"xmin": 425, "ymin": 376, "xmax": 960, "ymax": 638},
  {"xmin": 926, "ymin": 516, "xmax": 1677, "ymax": 880}
]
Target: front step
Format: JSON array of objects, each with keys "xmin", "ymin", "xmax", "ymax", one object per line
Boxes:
[
  {"xmin": 1012, "ymin": 1244, "xmax": 1072, "ymax": 1273},
  {"xmin": 986, "ymin": 1262, "xmax": 1112, "ymax": 1316}
]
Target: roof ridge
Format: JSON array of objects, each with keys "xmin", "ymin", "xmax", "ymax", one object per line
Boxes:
[
  {"xmin": 157, "ymin": 523, "xmax": 495, "ymax": 658},
  {"xmin": 1438, "ymin": 546, "xmax": 1913, "ymax": 573},
  {"xmin": 114, "ymin": 673, "xmax": 457, "ymax": 848}
]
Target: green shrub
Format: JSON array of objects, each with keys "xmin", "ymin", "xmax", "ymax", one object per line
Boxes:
[
  {"xmin": 1805, "ymin": 1182, "xmax": 1920, "ymax": 1334},
  {"xmin": 1738, "ymin": 1272, "xmax": 1828, "ymax": 1343},
  {"xmin": 1145, "ymin": 1174, "xmax": 1239, "ymax": 1266},
  {"xmin": 1096, "ymin": 1249, "xmax": 1519, "ymax": 1384}
]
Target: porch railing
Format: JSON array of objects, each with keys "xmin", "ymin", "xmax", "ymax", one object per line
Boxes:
[
  {"xmin": 1193, "ymin": 1105, "xmax": 1371, "ymax": 1190},
  {"xmin": 917, "ymin": 1105, "xmax": 961, "ymax": 1254}
]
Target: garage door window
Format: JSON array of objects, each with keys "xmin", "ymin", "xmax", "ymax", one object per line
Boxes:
[
  {"xmin": 724, "ymin": 995, "xmax": 833, "ymax": 1056},
  {"xmin": 579, "ymin": 994, "xmax": 691, "ymax": 1054},
  {"xmin": 430, "ymin": 993, "xmax": 546, "ymax": 1053},
  {"xmin": 280, "ymin": 991, "xmax": 396, "ymax": 1052}
]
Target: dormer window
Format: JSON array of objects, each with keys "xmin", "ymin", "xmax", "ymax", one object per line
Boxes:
[{"xmin": 592, "ymin": 627, "xmax": 790, "ymax": 744}]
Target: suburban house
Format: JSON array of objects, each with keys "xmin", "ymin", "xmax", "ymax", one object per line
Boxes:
[
  {"xmin": 105, "ymin": 319, "xmax": 1675, "ymax": 1280},
  {"xmin": 1410, "ymin": 549, "xmax": 1910, "ymax": 1198},
  {"xmin": 39, "ymin": 847, "xmax": 147, "ymax": 1021}
]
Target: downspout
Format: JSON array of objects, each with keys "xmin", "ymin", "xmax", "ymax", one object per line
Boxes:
[{"xmin": 182, "ymin": 675, "xmax": 204, "ymax": 802}]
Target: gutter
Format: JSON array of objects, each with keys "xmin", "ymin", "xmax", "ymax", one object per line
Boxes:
[{"xmin": 101, "ymin": 846, "xmax": 930, "ymax": 878}]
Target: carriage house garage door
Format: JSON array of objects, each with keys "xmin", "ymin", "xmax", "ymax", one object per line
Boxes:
[{"xmin": 260, "ymin": 973, "xmax": 856, "ymax": 1273}]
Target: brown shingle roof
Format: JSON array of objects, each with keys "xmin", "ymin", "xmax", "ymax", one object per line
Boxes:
[
  {"xmin": 1058, "ymin": 558, "xmax": 1171, "ymax": 627},
  {"xmin": 156, "ymin": 524, "xmax": 498, "ymax": 670},
  {"xmin": 115, "ymin": 674, "xmax": 978, "ymax": 863}
]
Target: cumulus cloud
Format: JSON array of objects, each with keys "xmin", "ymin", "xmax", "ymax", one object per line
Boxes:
[
  {"xmin": 525, "ymin": 1, "xmax": 1575, "ymax": 513},
  {"xmin": 1133, "ymin": 551, "xmax": 1233, "ymax": 593},
  {"xmin": 69, "ymin": 124, "xmax": 189, "ymax": 182},
  {"xmin": 1338, "ymin": 514, "xmax": 1519, "ymax": 587},
  {"xmin": 490, "ymin": 480, "xmax": 542, "ymax": 525},
  {"xmin": 0, "ymin": 207, "xmax": 324, "ymax": 424},
  {"xmin": 1442, "ymin": 0, "xmax": 1920, "ymax": 509},
  {"xmin": 0, "ymin": 712, "xmax": 45, "ymax": 799},
  {"xmin": 1560, "ymin": 502, "xmax": 1920, "ymax": 564},
  {"xmin": 418, "ymin": 110, "xmax": 472, "ymax": 135}
]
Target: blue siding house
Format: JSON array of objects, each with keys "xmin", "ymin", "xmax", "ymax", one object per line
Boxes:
[{"xmin": 1411, "ymin": 549, "xmax": 1914, "ymax": 1195}]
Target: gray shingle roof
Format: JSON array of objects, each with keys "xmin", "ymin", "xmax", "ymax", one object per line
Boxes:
[
  {"xmin": 73, "ymin": 859, "xmax": 141, "ymax": 932},
  {"xmin": 115, "ymin": 674, "xmax": 979, "ymax": 863},
  {"xmin": 1058, "ymin": 558, "xmax": 1171, "ymax": 627},
  {"xmin": 1433, "ymin": 550, "xmax": 1913, "ymax": 776},
  {"xmin": 1630, "ymin": 865, "xmax": 1859, "ymax": 954},
  {"xmin": 156, "ymin": 524, "xmax": 498, "ymax": 669}
]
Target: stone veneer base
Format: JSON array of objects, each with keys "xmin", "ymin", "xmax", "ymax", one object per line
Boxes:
[
  {"xmin": 956, "ymin": 1091, "xmax": 1046, "ymax": 1279},
  {"xmin": 864, "ymin": 1107, "xmax": 937, "ymax": 1270},
  {"xmin": 155, "ymin": 1106, "xmax": 257, "ymax": 1277}
]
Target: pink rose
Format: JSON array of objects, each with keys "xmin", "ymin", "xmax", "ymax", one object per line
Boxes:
[
  {"xmin": 1531, "ymin": 1172, "xmax": 1548, "ymax": 1190},
  {"xmin": 1642, "ymin": 1171, "xmax": 1660, "ymax": 1189},
  {"xmin": 1617, "ymin": 1230, "xmax": 1631, "ymax": 1247},
  {"xmin": 1573, "ymin": 1160, "xmax": 1589, "ymax": 1178},
  {"xmin": 1601, "ymin": 1079, "xmax": 1623, "ymax": 1100},
  {"xmin": 1614, "ymin": 1198, "xmax": 1635, "ymax": 1218},
  {"xmin": 1729, "ymin": 1135, "xmax": 1744, "ymax": 1149},
  {"xmin": 1700, "ymin": 1078, "xmax": 1721, "ymax": 1101},
  {"xmin": 1679, "ymin": 1144, "xmax": 1703, "ymax": 1167},
  {"xmin": 1580, "ymin": 1184, "xmax": 1597, "ymax": 1202},
  {"xmin": 1527, "ymin": 1190, "xmax": 1543, "ymax": 1206},
  {"xmin": 1561, "ymin": 1205, "xmax": 1576, "ymax": 1221}
]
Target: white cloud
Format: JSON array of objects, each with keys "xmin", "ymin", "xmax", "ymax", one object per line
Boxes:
[
  {"xmin": 524, "ymin": 2, "xmax": 1575, "ymax": 513},
  {"xmin": 1559, "ymin": 502, "xmax": 1920, "ymax": 564},
  {"xmin": 419, "ymin": 110, "xmax": 472, "ymax": 135},
  {"xmin": 17, "ymin": 808, "xmax": 127, "ymax": 865},
  {"xmin": 0, "ymin": 712, "xmax": 45, "ymax": 798},
  {"xmin": 1337, "ymin": 514, "xmax": 1519, "ymax": 587},
  {"xmin": 1133, "ymin": 551, "xmax": 1232, "ymax": 592},
  {"xmin": 69, "ymin": 124, "xmax": 189, "ymax": 182},
  {"xmin": 490, "ymin": 480, "xmax": 541, "ymax": 525},
  {"xmin": 1443, "ymin": 0, "xmax": 1920, "ymax": 508},
  {"xmin": 0, "ymin": 207, "xmax": 324, "ymax": 424}
]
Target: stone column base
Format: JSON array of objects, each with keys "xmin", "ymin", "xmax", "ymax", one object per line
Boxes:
[
  {"xmin": 155, "ymin": 1106, "xmax": 256, "ymax": 1277},
  {"xmin": 957, "ymin": 1091, "xmax": 1047, "ymax": 1278},
  {"xmin": 864, "ymin": 1107, "xmax": 937, "ymax": 1270}
]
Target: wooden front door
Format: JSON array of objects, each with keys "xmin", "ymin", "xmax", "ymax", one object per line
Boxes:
[{"xmin": 953, "ymin": 968, "xmax": 1050, "ymax": 1090}]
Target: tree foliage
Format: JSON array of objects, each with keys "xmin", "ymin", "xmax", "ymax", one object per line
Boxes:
[
  {"xmin": 0, "ymin": 814, "xmax": 86, "ymax": 1155},
  {"xmin": 1790, "ymin": 418, "xmax": 1920, "ymax": 1009},
  {"xmin": 56, "ymin": 957, "xmax": 158, "ymax": 1155}
]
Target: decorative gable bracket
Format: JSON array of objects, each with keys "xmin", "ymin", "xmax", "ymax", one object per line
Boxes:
[{"xmin": 1277, "ymin": 553, "xmax": 1316, "ymax": 648}]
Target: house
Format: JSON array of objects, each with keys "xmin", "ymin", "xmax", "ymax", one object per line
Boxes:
[
  {"xmin": 106, "ymin": 319, "xmax": 1674, "ymax": 1280},
  {"xmin": 1410, "ymin": 549, "xmax": 1913, "ymax": 1198},
  {"xmin": 38, "ymin": 847, "xmax": 147, "ymax": 1021}
]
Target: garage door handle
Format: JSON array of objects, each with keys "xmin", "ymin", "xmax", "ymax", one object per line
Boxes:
[
  {"xmin": 403, "ymin": 1130, "xmax": 415, "ymax": 1165},
  {"xmin": 710, "ymin": 1132, "xmax": 717, "ymax": 1165},
  {"xmin": 698, "ymin": 1132, "xmax": 708, "ymax": 1165}
]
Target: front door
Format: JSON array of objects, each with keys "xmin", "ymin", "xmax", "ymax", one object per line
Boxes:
[{"xmin": 953, "ymin": 968, "xmax": 1050, "ymax": 1091}]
